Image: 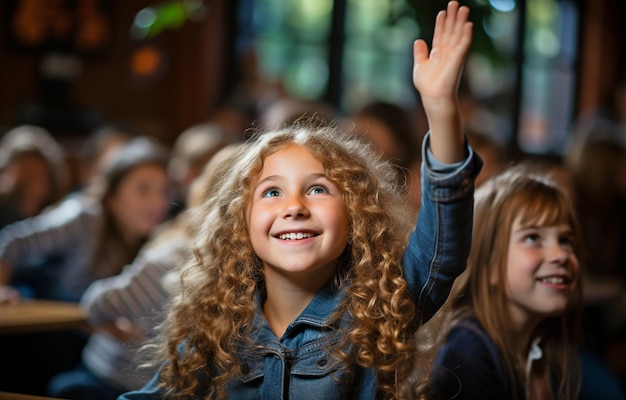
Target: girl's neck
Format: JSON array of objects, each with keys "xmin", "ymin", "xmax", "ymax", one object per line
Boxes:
[
  {"xmin": 263, "ymin": 271, "xmax": 332, "ymax": 338},
  {"xmin": 263, "ymin": 286, "xmax": 316, "ymax": 338},
  {"xmin": 511, "ymin": 328, "xmax": 535, "ymax": 358},
  {"xmin": 508, "ymin": 309, "xmax": 542, "ymax": 357},
  {"xmin": 262, "ymin": 263, "xmax": 335, "ymax": 338},
  {"xmin": 112, "ymin": 220, "xmax": 142, "ymax": 250},
  {"xmin": 106, "ymin": 213, "xmax": 142, "ymax": 250},
  {"xmin": 508, "ymin": 317, "xmax": 554, "ymax": 399},
  {"xmin": 119, "ymin": 231, "xmax": 141, "ymax": 248}
]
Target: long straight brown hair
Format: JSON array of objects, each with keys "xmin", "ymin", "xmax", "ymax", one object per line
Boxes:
[{"xmin": 436, "ymin": 164, "xmax": 583, "ymax": 399}]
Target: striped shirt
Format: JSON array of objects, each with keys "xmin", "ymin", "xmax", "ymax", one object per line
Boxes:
[
  {"xmin": 80, "ymin": 232, "xmax": 190, "ymax": 390},
  {"xmin": 0, "ymin": 193, "xmax": 103, "ymax": 301}
]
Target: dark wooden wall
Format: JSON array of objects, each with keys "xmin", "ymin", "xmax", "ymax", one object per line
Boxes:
[
  {"xmin": 577, "ymin": 0, "xmax": 626, "ymax": 114},
  {"xmin": 0, "ymin": 0, "xmax": 234, "ymax": 144},
  {"xmin": 0, "ymin": 0, "xmax": 623, "ymax": 144}
]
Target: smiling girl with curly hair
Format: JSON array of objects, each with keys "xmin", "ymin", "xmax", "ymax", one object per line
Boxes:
[{"xmin": 120, "ymin": 2, "xmax": 480, "ymax": 399}]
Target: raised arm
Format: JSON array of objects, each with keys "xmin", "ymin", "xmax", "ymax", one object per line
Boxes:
[
  {"xmin": 413, "ymin": 1, "xmax": 472, "ymax": 164},
  {"xmin": 404, "ymin": 1, "xmax": 481, "ymax": 321}
]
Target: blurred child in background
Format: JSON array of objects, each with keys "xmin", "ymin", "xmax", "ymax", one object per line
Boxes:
[
  {"xmin": 0, "ymin": 136, "xmax": 171, "ymax": 395},
  {"xmin": 425, "ymin": 164, "xmax": 583, "ymax": 400},
  {"xmin": 47, "ymin": 143, "xmax": 242, "ymax": 400},
  {"xmin": 0, "ymin": 125, "xmax": 69, "ymax": 228}
]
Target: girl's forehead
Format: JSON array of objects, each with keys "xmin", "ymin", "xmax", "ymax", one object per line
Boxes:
[
  {"xmin": 263, "ymin": 143, "xmax": 321, "ymax": 166},
  {"xmin": 254, "ymin": 143, "xmax": 325, "ymax": 179},
  {"xmin": 512, "ymin": 209, "xmax": 571, "ymax": 230}
]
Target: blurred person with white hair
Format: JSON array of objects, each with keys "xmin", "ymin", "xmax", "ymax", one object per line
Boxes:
[{"xmin": 0, "ymin": 125, "xmax": 69, "ymax": 227}]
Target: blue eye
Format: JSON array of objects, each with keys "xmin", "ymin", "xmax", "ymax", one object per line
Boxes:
[
  {"xmin": 523, "ymin": 233, "xmax": 541, "ymax": 243},
  {"xmin": 308, "ymin": 185, "xmax": 329, "ymax": 195},
  {"xmin": 262, "ymin": 188, "xmax": 281, "ymax": 197}
]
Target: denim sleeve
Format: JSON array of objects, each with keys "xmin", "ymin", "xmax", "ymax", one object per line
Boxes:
[
  {"xmin": 117, "ymin": 371, "xmax": 166, "ymax": 399},
  {"xmin": 403, "ymin": 132, "xmax": 483, "ymax": 322}
]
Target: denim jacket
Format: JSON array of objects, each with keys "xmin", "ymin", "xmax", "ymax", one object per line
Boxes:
[{"xmin": 119, "ymin": 133, "xmax": 482, "ymax": 400}]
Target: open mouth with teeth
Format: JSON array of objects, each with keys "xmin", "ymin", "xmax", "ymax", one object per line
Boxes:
[
  {"xmin": 536, "ymin": 276, "xmax": 571, "ymax": 285},
  {"xmin": 277, "ymin": 232, "xmax": 318, "ymax": 240}
]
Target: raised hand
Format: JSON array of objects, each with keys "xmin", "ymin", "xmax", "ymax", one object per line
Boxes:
[
  {"xmin": 413, "ymin": 1, "xmax": 472, "ymax": 104},
  {"xmin": 412, "ymin": 1, "xmax": 473, "ymax": 164}
]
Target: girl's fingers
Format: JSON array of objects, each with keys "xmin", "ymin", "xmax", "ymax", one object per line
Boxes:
[
  {"xmin": 418, "ymin": 1, "xmax": 471, "ymax": 68},
  {"xmin": 443, "ymin": 1, "xmax": 460, "ymax": 44},
  {"xmin": 434, "ymin": 2, "xmax": 468, "ymax": 50},
  {"xmin": 432, "ymin": 3, "xmax": 471, "ymax": 59},
  {"xmin": 431, "ymin": 10, "xmax": 445, "ymax": 50},
  {"xmin": 413, "ymin": 39, "xmax": 429, "ymax": 65},
  {"xmin": 451, "ymin": 6, "xmax": 470, "ymax": 42},
  {"xmin": 460, "ymin": 21, "xmax": 473, "ymax": 49}
]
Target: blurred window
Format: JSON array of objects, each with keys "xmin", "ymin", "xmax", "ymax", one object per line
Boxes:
[{"xmin": 237, "ymin": 0, "xmax": 579, "ymax": 154}]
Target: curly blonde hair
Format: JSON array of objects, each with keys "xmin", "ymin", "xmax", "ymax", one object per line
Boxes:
[{"xmin": 153, "ymin": 123, "xmax": 425, "ymax": 399}]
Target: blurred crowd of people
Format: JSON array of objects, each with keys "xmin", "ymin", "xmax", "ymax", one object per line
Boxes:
[{"xmin": 0, "ymin": 61, "xmax": 625, "ymax": 399}]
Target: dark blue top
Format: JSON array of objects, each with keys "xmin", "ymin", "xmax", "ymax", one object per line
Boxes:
[{"xmin": 431, "ymin": 318, "xmax": 521, "ymax": 400}]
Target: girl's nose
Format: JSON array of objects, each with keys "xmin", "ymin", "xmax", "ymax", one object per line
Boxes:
[
  {"xmin": 547, "ymin": 242, "xmax": 569, "ymax": 264},
  {"xmin": 282, "ymin": 195, "xmax": 310, "ymax": 219}
]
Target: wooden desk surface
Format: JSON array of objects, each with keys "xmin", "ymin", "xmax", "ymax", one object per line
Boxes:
[
  {"xmin": 0, "ymin": 392, "xmax": 67, "ymax": 399},
  {"xmin": 0, "ymin": 300, "xmax": 86, "ymax": 334}
]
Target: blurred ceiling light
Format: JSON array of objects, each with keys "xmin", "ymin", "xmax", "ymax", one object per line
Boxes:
[
  {"xmin": 130, "ymin": 0, "xmax": 207, "ymax": 40},
  {"xmin": 533, "ymin": 28, "xmax": 560, "ymax": 58},
  {"xmin": 488, "ymin": 0, "xmax": 516, "ymax": 13}
]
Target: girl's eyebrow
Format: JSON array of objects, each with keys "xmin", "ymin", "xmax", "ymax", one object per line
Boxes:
[
  {"xmin": 255, "ymin": 173, "xmax": 329, "ymax": 189},
  {"xmin": 512, "ymin": 224, "xmax": 546, "ymax": 234},
  {"xmin": 558, "ymin": 227, "xmax": 575, "ymax": 236},
  {"xmin": 515, "ymin": 224, "xmax": 573, "ymax": 233},
  {"xmin": 515, "ymin": 224, "xmax": 540, "ymax": 230},
  {"xmin": 256, "ymin": 175, "xmax": 280, "ymax": 187},
  {"xmin": 307, "ymin": 173, "xmax": 329, "ymax": 181}
]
